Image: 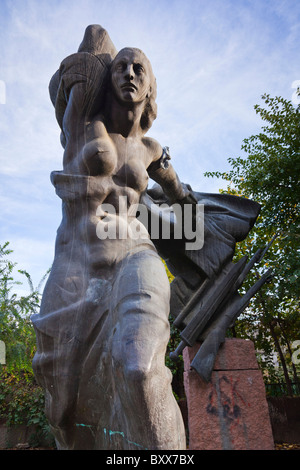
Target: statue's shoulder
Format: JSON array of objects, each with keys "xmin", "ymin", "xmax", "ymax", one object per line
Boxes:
[
  {"xmin": 142, "ymin": 136, "xmax": 162, "ymax": 162},
  {"xmin": 86, "ymin": 115, "xmax": 106, "ymax": 134}
]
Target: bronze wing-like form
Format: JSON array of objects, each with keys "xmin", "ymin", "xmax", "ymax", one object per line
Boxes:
[{"xmin": 141, "ymin": 184, "xmax": 274, "ymax": 382}]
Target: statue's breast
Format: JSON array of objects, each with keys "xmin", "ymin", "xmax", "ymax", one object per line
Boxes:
[
  {"xmin": 115, "ymin": 159, "xmax": 149, "ymax": 193},
  {"xmin": 82, "ymin": 132, "xmax": 150, "ymax": 193},
  {"xmin": 82, "ymin": 137, "xmax": 117, "ymax": 176}
]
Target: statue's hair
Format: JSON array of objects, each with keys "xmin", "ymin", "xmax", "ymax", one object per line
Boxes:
[
  {"xmin": 111, "ymin": 47, "xmax": 157, "ymax": 133},
  {"xmin": 49, "ymin": 39, "xmax": 157, "ymax": 146}
]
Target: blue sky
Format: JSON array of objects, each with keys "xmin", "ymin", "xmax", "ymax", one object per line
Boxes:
[{"xmin": 1, "ymin": 0, "xmax": 300, "ymax": 294}]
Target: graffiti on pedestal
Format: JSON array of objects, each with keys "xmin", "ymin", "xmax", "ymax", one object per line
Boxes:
[{"xmin": 206, "ymin": 375, "xmax": 250, "ymax": 428}]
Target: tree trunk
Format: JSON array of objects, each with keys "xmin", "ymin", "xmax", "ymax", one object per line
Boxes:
[
  {"xmin": 254, "ymin": 271, "xmax": 294, "ymax": 397},
  {"xmin": 268, "ymin": 321, "xmax": 294, "ymax": 396},
  {"xmin": 277, "ymin": 319, "xmax": 300, "ymax": 394}
]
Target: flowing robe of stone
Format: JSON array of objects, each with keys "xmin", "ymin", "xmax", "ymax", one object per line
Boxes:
[{"xmin": 32, "ymin": 184, "xmax": 183, "ymax": 449}]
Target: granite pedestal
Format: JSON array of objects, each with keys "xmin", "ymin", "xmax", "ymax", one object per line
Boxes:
[{"xmin": 183, "ymin": 338, "xmax": 274, "ymax": 450}]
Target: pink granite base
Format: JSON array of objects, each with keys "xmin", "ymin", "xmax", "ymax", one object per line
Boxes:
[{"xmin": 183, "ymin": 338, "xmax": 274, "ymax": 450}]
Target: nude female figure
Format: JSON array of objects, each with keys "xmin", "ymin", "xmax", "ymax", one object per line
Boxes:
[{"xmin": 32, "ymin": 28, "xmax": 188, "ymax": 450}]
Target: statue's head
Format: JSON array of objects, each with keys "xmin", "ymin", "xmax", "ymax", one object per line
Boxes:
[{"xmin": 110, "ymin": 47, "xmax": 157, "ymax": 132}]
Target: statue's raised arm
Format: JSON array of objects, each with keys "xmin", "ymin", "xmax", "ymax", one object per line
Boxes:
[{"xmin": 49, "ymin": 25, "xmax": 117, "ymax": 171}]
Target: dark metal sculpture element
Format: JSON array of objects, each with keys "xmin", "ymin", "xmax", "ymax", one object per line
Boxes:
[
  {"xmin": 144, "ymin": 184, "xmax": 275, "ymax": 383},
  {"xmin": 169, "ymin": 237, "xmax": 276, "ymax": 382}
]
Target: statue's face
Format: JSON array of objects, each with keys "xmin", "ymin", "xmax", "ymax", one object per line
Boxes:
[{"xmin": 111, "ymin": 48, "xmax": 152, "ymax": 104}]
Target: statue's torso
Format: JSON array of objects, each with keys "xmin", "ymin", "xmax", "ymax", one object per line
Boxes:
[{"xmin": 52, "ymin": 116, "xmax": 159, "ymax": 275}]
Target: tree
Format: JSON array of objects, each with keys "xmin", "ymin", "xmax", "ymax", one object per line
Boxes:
[
  {"xmin": 205, "ymin": 94, "xmax": 300, "ymax": 395},
  {"xmin": 0, "ymin": 241, "xmax": 49, "ymax": 372},
  {"xmin": 0, "ymin": 242, "xmax": 54, "ymax": 447}
]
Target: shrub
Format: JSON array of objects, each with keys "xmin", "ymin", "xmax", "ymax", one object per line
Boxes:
[{"xmin": 0, "ymin": 366, "xmax": 55, "ymax": 447}]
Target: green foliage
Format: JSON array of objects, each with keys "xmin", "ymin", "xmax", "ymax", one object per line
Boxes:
[
  {"xmin": 0, "ymin": 242, "xmax": 53, "ymax": 446},
  {"xmin": 205, "ymin": 94, "xmax": 300, "ymax": 393},
  {"xmin": 0, "ymin": 241, "xmax": 43, "ymax": 372},
  {"xmin": 205, "ymin": 93, "xmax": 299, "ymax": 298},
  {"xmin": 205, "ymin": 94, "xmax": 299, "ymax": 226},
  {"xmin": 0, "ymin": 367, "xmax": 55, "ymax": 447}
]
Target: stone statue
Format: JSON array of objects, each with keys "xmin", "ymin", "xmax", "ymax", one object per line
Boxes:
[
  {"xmin": 32, "ymin": 24, "xmax": 270, "ymax": 451},
  {"xmin": 32, "ymin": 25, "xmax": 188, "ymax": 450}
]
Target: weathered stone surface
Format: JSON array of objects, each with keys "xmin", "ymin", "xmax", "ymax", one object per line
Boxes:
[
  {"xmin": 31, "ymin": 24, "xmax": 187, "ymax": 451},
  {"xmin": 183, "ymin": 338, "xmax": 274, "ymax": 450}
]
